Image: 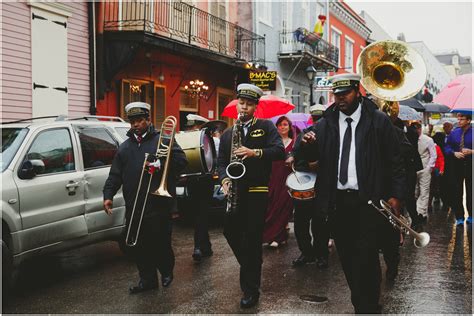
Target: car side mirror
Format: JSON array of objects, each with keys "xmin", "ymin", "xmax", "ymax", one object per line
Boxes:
[{"xmin": 18, "ymin": 160, "xmax": 45, "ymax": 179}]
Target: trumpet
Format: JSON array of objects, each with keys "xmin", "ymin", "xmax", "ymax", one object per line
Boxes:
[
  {"xmin": 125, "ymin": 116, "xmax": 177, "ymax": 247},
  {"xmin": 368, "ymin": 200, "xmax": 430, "ymax": 248}
]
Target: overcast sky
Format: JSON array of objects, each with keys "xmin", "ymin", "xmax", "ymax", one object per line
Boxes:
[{"xmin": 346, "ymin": 0, "xmax": 473, "ymax": 57}]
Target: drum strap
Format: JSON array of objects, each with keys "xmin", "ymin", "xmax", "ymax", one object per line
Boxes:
[{"xmin": 248, "ymin": 186, "xmax": 269, "ymax": 193}]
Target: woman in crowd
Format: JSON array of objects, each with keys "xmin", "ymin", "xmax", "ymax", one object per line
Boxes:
[{"xmin": 263, "ymin": 116, "xmax": 296, "ymax": 248}]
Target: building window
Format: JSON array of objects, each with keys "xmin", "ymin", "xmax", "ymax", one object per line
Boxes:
[
  {"xmin": 179, "ymin": 89, "xmax": 199, "ymax": 112},
  {"xmin": 344, "ymin": 37, "xmax": 354, "ymax": 72},
  {"xmin": 301, "ymin": 91, "xmax": 310, "ymax": 113},
  {"xmin": 258, "ymin": 1, "xmax": 272, "ymax": 26},
  {"xmin": 284, "ymin": 87, "xmax": 293, "ymax": 103},
  {"xmin": 301, "ymin": 1, "xmax": 310, "ymax": 30},
  {"xmin": 331, "ymin": 27, "xmax": 341, "ymax": 67},
  {"xmin": 120, "ymin": 79, "xmax": 152, "ymax": 119}
]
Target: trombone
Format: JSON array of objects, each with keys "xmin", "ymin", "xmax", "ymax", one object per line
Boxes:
[
  {"xmin": 125, "ymin": 116, "xmax": 177, "ymax": 247},
  {"xmin": 369, "ymin": 200, "xmax": 430, "ymax": 248}
]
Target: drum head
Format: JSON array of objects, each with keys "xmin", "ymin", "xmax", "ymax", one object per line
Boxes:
[
  {"xmin": 286, "ymin": 172, "xmax": 316, "ymax": 191},
  {"xmin": 201, "ymin": 131, "xmax": 216, "ymax": 173}
]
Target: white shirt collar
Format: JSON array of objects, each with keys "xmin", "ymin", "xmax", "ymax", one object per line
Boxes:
[
  {"xmin": 339, "ymin": 102, "xmax": 362, "ymax": 125},
  {"xmin": 134, "ymin": 132, "xmax": 147, "ymax": 140}
]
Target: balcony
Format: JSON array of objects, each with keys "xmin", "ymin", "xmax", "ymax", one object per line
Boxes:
[
  {"xmin": 278, "ymin": 30, "xmax": 339, "ymax": 72},
  {"xmin": 103, "ymin": 1, "xmax": 265, "ymax": 66}
]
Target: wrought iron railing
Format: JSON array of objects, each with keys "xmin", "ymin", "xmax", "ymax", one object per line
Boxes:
[
  {"xmin": 103, "ymin": 1, "xmax": 265, "ymax": 64},
  {"xmin": 279, "ymin": 30, "xmax": 339, "ymax": 69}
]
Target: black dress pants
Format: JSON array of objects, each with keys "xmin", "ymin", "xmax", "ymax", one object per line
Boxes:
[
  {"xmin": 131, "ymin": 214, "xmax": 175, "ymax": 285},
  {"xmin": 451, "ymin": 159, "xmax": 472, "ymax": 220},
  {"xmin": 224, "ymin": 191, "xmax": 267, "ymax": 296},
  {"xmin": 294, "ymin": 199, "xmax": 329, "ymax": 259},
  {"xmin": 188, "ymin": 176, "xmax": 213, "ymax": 252},
  {"xmin": 331, "ymin": 190, "xmax": 382, "ymax": 313}
]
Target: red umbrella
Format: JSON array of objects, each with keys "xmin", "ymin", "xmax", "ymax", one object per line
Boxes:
[
  {"xmin": 221, "ymin": 95, "xmax": 295, "ymax": 119},
  {"xmin": 434, "ymin": 73, "xmax": 473, "ymax": 112}
]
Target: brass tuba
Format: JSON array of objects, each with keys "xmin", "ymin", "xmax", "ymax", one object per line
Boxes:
[
  {"xmin": 357, "ymin": 40, "xmax": 427, "ymax": 102},
  {"xmin": 125, "ymin": 116, "xmax": 177, "ymax": 247}
]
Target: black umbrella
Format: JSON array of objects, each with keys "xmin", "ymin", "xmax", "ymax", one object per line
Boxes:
[
  {"xmin": 423, "ymin": 102, "xmax": 451, "ymax": 113},
  {"xmin": 399, "ymin": 98, "xmax": 425, "ymax": 112}
]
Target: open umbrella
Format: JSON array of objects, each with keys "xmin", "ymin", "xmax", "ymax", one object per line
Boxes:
[
  {"xmin": 221, "ymin": 95, "xmax": 295, "ymax": 119},
  {"xmin": 270, "ymin": 113, "xmax": 311, "ymax": 131},
  {"xmin": 423, "ymin": 102, "xmax": 451, "ymax": 113},
  {"xmin": 434, "ymin": 73, "xmax": 473, "ymax": 114},
  {"xmin": 399, "ymin": 97, "xmax": 426, "ymax": 112},
  {"xmin": 398, "ymin": 105, "xmax": 422, "ymax": 121}
]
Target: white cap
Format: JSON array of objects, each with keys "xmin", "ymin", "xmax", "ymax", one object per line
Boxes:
[{"xmin": 124, "ymin": 102, "xmax": 151, "ymax": 118}]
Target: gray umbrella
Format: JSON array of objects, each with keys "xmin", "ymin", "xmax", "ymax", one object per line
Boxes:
[
  {"xmin": 399, "ymin": 98, "xmax": 426, "ymax": 112},
  {"xmin": 423, "ymin": 102, "xmax": 451, "ymax": 113}
]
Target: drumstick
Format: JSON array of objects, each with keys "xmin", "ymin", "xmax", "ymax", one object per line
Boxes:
[{"xmin": 291, "ymin": 163, "xmax": 302, "ymax": 185}]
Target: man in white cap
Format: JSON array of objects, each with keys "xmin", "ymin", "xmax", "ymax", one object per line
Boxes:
[
  {"xmin": 217, "ymin": 83, "xmax": 285, "ymax": 308},
  {"xmin": 103, "ymin": 102, "xmax": 187, "ymax": 294},
  {"xmin": 299, "ymin": 73, "xmax": 405, "ymax": 313},
  {"xmin": 183, "ymin": 113, "xmax": 215, "ymax": 262}
]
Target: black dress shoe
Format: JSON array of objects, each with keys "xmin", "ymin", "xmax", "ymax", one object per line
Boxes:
[
  {"xmin": 161, "ymin": 274, "xmax": 173, "ymax": 287},
  {"xmin": 129, "ymin": 281, "xmax": 158, "ymax": 294},
  {"xmin": 292, "ymin": 254, "xmax": 316, "ymax": 266},
  {"xmin": 317, "ymin": 257, "xmax": 328, "ymax": 269},
  {"xmin": 192, "ymin": 248, "xmax": 202, "ymax": 262},
  {"xmin": 240, "ymin": 293, "xmax": 260, "ymax": 308},
  {"xmin": 201, "ymin": 249, "xmax": 214, "ymax": 258}
]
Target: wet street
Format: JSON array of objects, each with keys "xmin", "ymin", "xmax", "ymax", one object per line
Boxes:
[{"xmin": 2, "ymin": 204, "xmax": 472, "ymax": 314}]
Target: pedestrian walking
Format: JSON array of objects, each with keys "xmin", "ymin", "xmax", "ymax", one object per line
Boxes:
[
  {"xmin": 444, "ymin": 113, "xmax": 472, "ymax": 226},
  {"xmin": 263, "ymin": 115, "xmax": 296, "ymax": 248},
  {"xmin": 439, "ymin": 122, "xmax": 454, "ymax": 211},
  {"xmin": 412, "ymin": 121, "xmax": 437, "ymax": 222},
  {"xmin": 299, "ymin": 73, "xmax": 405, "ymax": 313},
  {"xmin": 103, "ymin": 102, "xmax": 187, "ymax": 294},
  {"xmin": 217, "ymin": 83, "xmax": 285, "ymax": 308}
]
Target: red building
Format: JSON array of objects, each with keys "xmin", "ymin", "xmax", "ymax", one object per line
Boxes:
[
  {"xmin": 327, "ymin": 1, "xmax": 371, "ymax": 102},
  {"xmin": 95, "ymin": 1, "xmax": 263, "ymax": 130}
]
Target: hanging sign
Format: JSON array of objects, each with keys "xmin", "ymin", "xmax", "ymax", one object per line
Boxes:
[
  {"xmin": 315, "ymin": 76, "xmax": 332, "ymax": 91},
  {"xmin": 249, "ymin": 71, "xmax": 277, "ymax": 91}
]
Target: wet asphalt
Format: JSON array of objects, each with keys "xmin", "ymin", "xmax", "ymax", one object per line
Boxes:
[{"xmin": 2, "ymin": 202, "xmax": 472, "ymax": 314}]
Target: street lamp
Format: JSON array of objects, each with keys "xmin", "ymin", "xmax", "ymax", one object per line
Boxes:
[{"xmin": 305, "ymin": 65, "xmax": 317, "ymax": 109}]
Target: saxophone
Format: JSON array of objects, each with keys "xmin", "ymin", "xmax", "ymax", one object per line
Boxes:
[{"xmin": 225, "ymin": 112, "xmax": 246, "ymax": 214}]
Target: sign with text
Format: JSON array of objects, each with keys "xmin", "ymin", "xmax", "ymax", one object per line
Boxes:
[
  {"xmin": 315, "ymin": 76, "xmax": 332, "ymax": 91},
  {"xmin": 249, "ymin": 71, "xmax": 277, "ymax": 91}
]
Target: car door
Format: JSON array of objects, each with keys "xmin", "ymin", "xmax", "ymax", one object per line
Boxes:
[
  {"xmin": 13, "ymin": 126, "xmax": 87, "ymax": 253},
  {"xmin": 74, "ymin": 124, "xmax": 126, "ymax": 234}
]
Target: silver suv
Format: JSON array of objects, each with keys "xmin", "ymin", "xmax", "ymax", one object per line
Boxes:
[{"xmin": 1, "ymin": 116, "xmax": 130, "ymax": 288}]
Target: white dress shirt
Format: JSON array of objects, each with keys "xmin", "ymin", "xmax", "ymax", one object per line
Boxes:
[
  {"xmin": 134, "ymin": 132, "xmax": 147, "ymax": 141},
  {"xmin": 418, "ymin": 134, "xmax": 437, "ymax": 169},
  {"xmin": 337, "ymin": 103, "xmax": 362, "ymax": 190},
  {"xmin": 242, "ymin": 119, "xmax": 252, "ymax": 136}
]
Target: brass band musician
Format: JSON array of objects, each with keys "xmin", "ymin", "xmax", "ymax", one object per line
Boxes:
[
  {"xmin": 103, "ymin": 102, "xmax": 187, "ymax": 294},
  {"xmin": 217, "ymin": 84, "xmax": 285, "ymax": 308},
  {"xmin": 299, "ymin": 74, "xmax": 405, "ymax": 313}
]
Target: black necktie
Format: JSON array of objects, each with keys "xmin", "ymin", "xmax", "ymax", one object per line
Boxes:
[{"xmin": 339, "ymin": 117, "xmax": 353, "ymax": 185}]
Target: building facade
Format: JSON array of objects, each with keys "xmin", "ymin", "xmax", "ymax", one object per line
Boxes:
[
  {"xmin": 254, "ymin": 0, "xmax": 338, "ymax": 113},
  {"xmin": 1, "ymin": 2, "xmax": 92, "ymax": 121},
  {"xmin": 95, "ymin": 0, "xmax": 264, "ymax": 130},
  {"xmin": 409, "ymin": 41, "xmax": 451, "ymax": 96},
  {"xmin": 325, "ymin": 1, "xmax": 371, "ymax": 104},
  {"xmin": 435, "ymin": 50, "xmax": 473, "ymax": 79}
]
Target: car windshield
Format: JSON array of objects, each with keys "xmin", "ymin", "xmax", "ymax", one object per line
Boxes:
[
  {"xmin": 1, "ymin": 127, "xmax": 28, "ymax": 172},
  {"xmin": 114, "ymin": 127, "xmax": 129, "ymax": 142}
]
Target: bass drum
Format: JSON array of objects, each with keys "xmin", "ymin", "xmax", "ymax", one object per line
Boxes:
[
  {"xmin": 175, "ymin": 129, "xmax": 216, "ymax": 177},
  {"xmin": 286, "ymin": 171, "xmax": 317, "ymax": 200}
]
